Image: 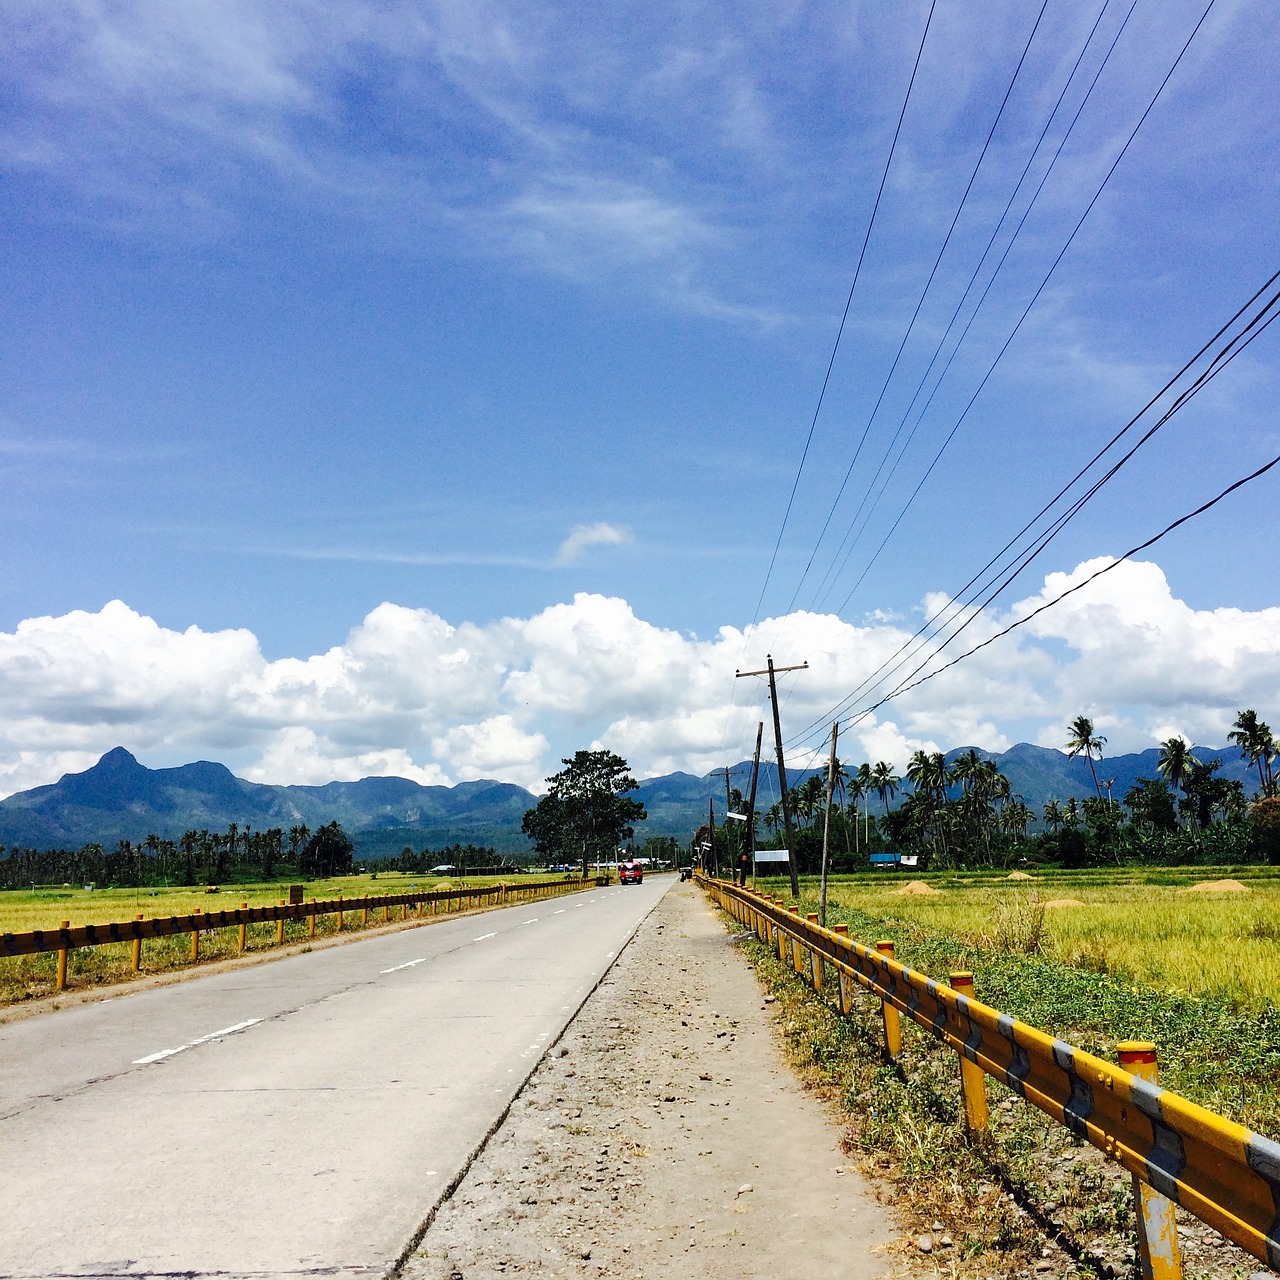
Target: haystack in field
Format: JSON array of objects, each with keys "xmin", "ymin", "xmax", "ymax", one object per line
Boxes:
[
  {"xmin": 1044, "ymin": 898, "xmax": 1084, "ymax": 908},
  {"xmin": 1179, "ymin": 879, "xmax": 1250, "ymax": 894},
  {"xmin": 1007, "ymin": 871, "xmax": 1035, "ymax": 881},
  {"xmin": 892, "ymin": 880, "xmax": 943, "ymax": 896}
]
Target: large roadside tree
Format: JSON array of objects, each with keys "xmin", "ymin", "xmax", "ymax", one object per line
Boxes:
[{"xmin": 522, "ymin": 750, "xmax": 646, "ymax": 876}]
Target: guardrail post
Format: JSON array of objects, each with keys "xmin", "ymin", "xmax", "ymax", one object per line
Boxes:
[
  {"xmin": 56, "ymin": 920, "xmax": 70, "ymax": 991},
  {"xmin": 362, "ymin": 905, "xmax": 369, "ymax": 927},
  {"xmin": 876, "ymin": 940, "xmax": 902, "ymax": 1057},
  {"xmin": 191, "ymin": 911, "xmax": 201, "ymax": 962},
  {"xmin": 337, "ymin": 897, "xmax": 344, "ymax": 932},
  {"xmin": 239, "ymin": 902, "xmax": 248, "ymax": 953},
  {"xmin": 133, "ymin": 914, "xmax": 145, "ymax": 972},
  {"xmin": 835, "ymin": 925, "xmax": 852, "ymax": 1013},
  {"xmin": 277, "ymin": 901, "xmax": 286, "ymax": 945},
  {"xmin": 806, "ymin": 914, "xmax": 823, "ymax": 990},
  {"xmin": 1119, "ymin": 1041, "xmax": 1183, "ymax": 1280},
  {"xmin": 310, "ymin": 899, "xmax": 317, "ymax": 938},
  {"xmin": 949, "ymin": 971, "xmax": 988, "ymax": 1132}
]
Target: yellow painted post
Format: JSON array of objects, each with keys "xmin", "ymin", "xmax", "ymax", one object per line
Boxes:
[
  {"xmin": 132, "ymin": 914, "xmax": 145, "ymax": 972},
  {"xmin": 949, "ymin": 971, "xmax": 988, "ymax": 1132},
  {"xmin": 310, "ymin": 899, "xmax": 317, "ymax": 938},
  {"xmin": 191, "ymin": 911, "xmax": 201, "ymax": 962},
  {"xmin": 239, "ymin": 902, "xmax": 248, "ymax": 953},
  {"xmin": 337, "ymin": 897, "xmax": 344, "ymax": 932},
  {"xmin": 876, "ymin": 940, "xmax": 902, "ymax": 1057},
  {"xmin": 384, "ymin": 903, "xmax": 390, "ymax": 922},
  {"xmin": 277, "ymin": 901, "xmax": 286, "ymax": 945},
  {"xmin": 1119, "ymin": 1042, "xmax": 1183, "ymax": 1280},
  {"xmin": 56, "ymin": 920, "xmax": 70, "ymax": 991},
  {"xmin": 362, "ymin": 905, "xmax": 369, "ymax": 927}
]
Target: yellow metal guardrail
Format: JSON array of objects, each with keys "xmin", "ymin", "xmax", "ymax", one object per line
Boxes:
[
  {"xmin": 700, "ymin": 875, "xmax": 1280, "ymax": 1280},
  {"xmin": 4, "ymin": 876, "xmax": 610, "ymax": 991}
]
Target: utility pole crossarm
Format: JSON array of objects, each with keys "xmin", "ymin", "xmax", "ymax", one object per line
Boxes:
[{"xmin": 735, "ymin": 661, "xmax": 809, "ymax": 678}]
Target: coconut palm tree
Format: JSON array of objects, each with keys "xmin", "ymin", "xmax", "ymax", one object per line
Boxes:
[
  {"xmin": 1066, "ymin": 715, "xmax": 1107, "ymax": 800},
  {"xmin": 871, "ymin": 761, "xmax": 900, "ymax": 820},
  {"xmin": 763, "ymin": 802, "xmax": 782, "ymax": 836},
  {"xmin": 1157, "ymin": 735, "xmax": 1195, "ymax": 812},
  {"xmin": 1229, "ymin": 709, "xmax": 1277, "ymax": 797},
  {"xmin": 1042, "ymin": 799, "xmax": 1063, "ymax": 833}
]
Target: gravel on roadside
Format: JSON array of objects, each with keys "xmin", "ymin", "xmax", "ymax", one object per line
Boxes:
[{"xmin": 403, "ymin": 880, "xmax": 906, "ymax": 1280}]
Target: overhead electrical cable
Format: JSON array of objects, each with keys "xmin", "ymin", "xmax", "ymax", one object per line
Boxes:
[
  {"xmin": 718, "ymin": 0, "xmax": 939, "ymax": 768},
  {"xmin": 748, "ymin": 0, "xmax": 938, "ymax": 631},
  {"xmin": 780, "ymin": 265, "xmax": 1280, "ymax": 748},
  {"xmin": 791, "ymin": 288, "xmax": 1280, "ymax": 746},
  {"xmin": 824, "ymin": 0, "xmax": 1217, "ymax": 618},
  {"xmin": 843, "ymin": 449, "xmax": 1280, "ymax": 727},
  {"xmin": 781, "ymin": 0, "xmax": 1053, "ymax": 616},
  {"xmin": 806, "ymin": 0, "xmax": 1134, "ymax": 612}
]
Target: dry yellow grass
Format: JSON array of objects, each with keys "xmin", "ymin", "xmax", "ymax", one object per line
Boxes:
[
  {"xmin": 0, "ymin": 871, "xmax": 570, "ymax": 1005},
  {"xmin": 825, "ymin": 874, "xmax": 1280, "ymax": 1007}
]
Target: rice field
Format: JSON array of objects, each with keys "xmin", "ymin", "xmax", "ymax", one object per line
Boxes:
[
  {"xmin": 0, "ymin": 870, "xmax": 496, "ymax": 934},
  {"xmin": 763, "ymin": 866, "xmax": 1280, "ymax": 1009},
  {"xmin": 0, "ymin": 871, "xmax": 558, "ymax": 1006}
]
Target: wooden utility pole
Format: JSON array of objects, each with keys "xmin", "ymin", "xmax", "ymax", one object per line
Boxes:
[
  {"xmin": 712, "ymin": 764, "xmax": 745, "ymax": 864},
  {"xmin": 745, "ymin": 722, "xmax": 763, "ymax": 888},
  {"xmin": 707, "ymin": 797, "xmax": 717, "ymax": 877},
  {"xmin": 819, "ymin": 721, "xmax": 838, "ymax": 927},
  {"xmin": 735, "ymin": 654, "xmax": 808, "ymax": 898}
]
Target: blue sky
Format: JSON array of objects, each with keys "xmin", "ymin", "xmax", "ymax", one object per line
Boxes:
[{"xmin": 1, "ymin": 0, "xmax": 1278, "ymax": 795}]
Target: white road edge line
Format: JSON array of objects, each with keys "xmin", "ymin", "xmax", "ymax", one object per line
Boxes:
[
  {"xmin": 134, "ymin": 1018, "xmax": 262, "ymax": 1065},
  {"xmin": 381, "ymin": 957, "xmax": 428, "ymax": 974}
]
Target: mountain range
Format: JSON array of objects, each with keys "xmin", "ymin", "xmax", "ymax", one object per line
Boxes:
[{"xmin": 0, "ymin": 741, "xmax": 1259, "ymax": 857}]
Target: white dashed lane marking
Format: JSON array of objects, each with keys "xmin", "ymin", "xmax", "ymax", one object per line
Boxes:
[
  {"xmin": 381, "ymin": 958, "xmax": 427, "ymax": 974},
  {"xmin": 134, "ymin": 1018, "xmax": 262, "ymax": 1065},
  {"xmin": 473, "ymin": 932, "xmax": 497, "ymax": 942}
]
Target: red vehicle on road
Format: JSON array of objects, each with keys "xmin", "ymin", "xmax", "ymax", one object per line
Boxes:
[{"xmin": 619, "ymin": 859, "xmax": 643, "ymax": 884}]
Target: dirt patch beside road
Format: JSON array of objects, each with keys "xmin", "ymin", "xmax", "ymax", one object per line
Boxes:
[{"xmin": 404, "ymin": 881, "xmax": 905, "ymax": 1280}]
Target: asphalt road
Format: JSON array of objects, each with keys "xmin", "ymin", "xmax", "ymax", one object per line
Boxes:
[{"xmin": 0, "ymin": 876, "xmax": 671, "ymax": 1279}]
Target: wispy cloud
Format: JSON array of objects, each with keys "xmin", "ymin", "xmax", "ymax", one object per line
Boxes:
[{"xmin": 555, "ymin": 522, "xmax": 632, "ymax": 565}]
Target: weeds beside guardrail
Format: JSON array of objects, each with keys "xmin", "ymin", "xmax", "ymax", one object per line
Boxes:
[
  {"xmin": 2, "ymin": 876, "xmax": 609, "ymax": 996},
  {"xmin": 699, "ymin": 875, "xmax": 1280, "ymax": 1280}
]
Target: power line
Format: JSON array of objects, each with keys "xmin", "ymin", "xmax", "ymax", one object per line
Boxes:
[
  {"xmin": 782, "ymin": 266, "xmax": 1280, "ymax": 747},
  {"xmin": 749, "ymin": 0, "xmax": 939, "ymax": 630},
  {"xmin": 824, "ymin": 0, "xmax": 1218, "ymax": 619},
  {"xmin": 783, "ymin": 0, "xmax": 1054, "ymax": 616},
  {"xmin": 846, "ymin": 449, "xmax": 1280, "ymax": 725},
  {"xmin": 808, "ymin": 0, "xmax": 1137, "ymax": 613}
]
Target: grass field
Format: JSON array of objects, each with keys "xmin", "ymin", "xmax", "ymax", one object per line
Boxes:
[
  {"xmin": 731, "ymin": 869, "xmax": 1280, "ymax": 1280},
  {"xmin": 759, "ymin": 865, "xmax": 1280, "ymax": 1009},
  {"xmin": 0, "ymin": 871, "xmax": 569, "ymax": 1007},
  {"xmin": 0, "ymin": 870, "xmax": 517, "ymax": 934}
]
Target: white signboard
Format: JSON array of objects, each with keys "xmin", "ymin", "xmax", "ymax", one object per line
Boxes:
[{"xmin": 754, "ymin": 849, "xmax": 790, "ymax": 863}]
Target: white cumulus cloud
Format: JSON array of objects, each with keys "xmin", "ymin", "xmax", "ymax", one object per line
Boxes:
[{"xmin": 0, "ymin": 558, "xmax": 1277, "ymax": 800}]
